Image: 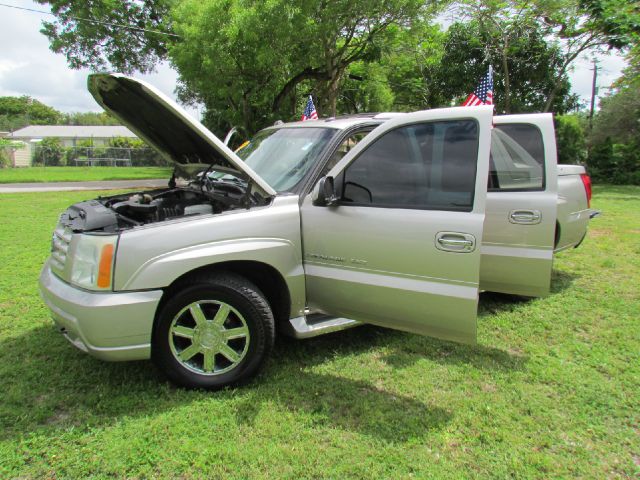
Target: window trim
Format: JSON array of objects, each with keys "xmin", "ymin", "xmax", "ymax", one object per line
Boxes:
[
  {"xmin": 335, "ymin": 118, "xmax": 480, "ymax": 213},
  {"xmin": 302, "ymin": 124, "xmax": 379, "ymax": 199},
  {"xmin": 488, "ymin": 122, "xmax": 546, "ymax": 193}
]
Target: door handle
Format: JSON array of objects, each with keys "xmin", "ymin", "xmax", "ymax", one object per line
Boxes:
[
  {"xmin": 435, "ymin": 232, "xmax": 476, "ymax": 253},
  {"xmin": 509, "ymin": 209, "xmax": 542, "ymax": 225}
]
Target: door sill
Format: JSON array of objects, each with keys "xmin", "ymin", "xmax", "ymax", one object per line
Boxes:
[{"xmin": 284, "ymin": 313, "xmax": 362, "ymax": 339}]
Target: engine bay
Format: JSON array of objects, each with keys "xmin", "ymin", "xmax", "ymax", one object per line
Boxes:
[{"xmin": 58, "ymin": 176, "xmax": 269, "ymax": 233}]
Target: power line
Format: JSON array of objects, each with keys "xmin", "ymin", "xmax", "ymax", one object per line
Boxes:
[{"xmin": 0, "ymin": 2, "xmax": 180, "ymax": 38}]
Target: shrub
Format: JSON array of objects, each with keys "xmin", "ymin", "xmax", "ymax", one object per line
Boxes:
[
  {"xmin": 33, "ymin": 138, "xmax": 65, "ymax": 166},
  {"xmin": 588, "ymin": 137, "xmax": 640, "ymax": 185},
  {"xmin": 555, "ymin": 115, "xmax": 587, "ymax": 165}
]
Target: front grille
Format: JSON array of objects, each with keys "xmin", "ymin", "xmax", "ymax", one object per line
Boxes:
[{"xmin": 50, "ymin": 224, "xmax": 72, "ymax": 272}]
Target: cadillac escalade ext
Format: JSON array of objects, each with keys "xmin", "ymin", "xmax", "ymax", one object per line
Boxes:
[{"xmin": 39, "ymin": 74, "xmax": 596, "ymax": 389}]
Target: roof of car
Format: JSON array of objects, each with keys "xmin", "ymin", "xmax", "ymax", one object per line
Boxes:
[{"xmin": 264, "ymin": 112, "xmax": 406, "ymax": 131}]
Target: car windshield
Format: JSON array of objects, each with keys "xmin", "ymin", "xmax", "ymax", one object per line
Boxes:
[{"xmin": 235, "ymin": 127, "xmax": 337, "ymax": 192}]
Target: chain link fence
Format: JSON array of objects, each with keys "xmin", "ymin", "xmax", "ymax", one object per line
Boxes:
[{"xmin": 31, "ymin": 144, "xmax": 171, "ymax": 167}]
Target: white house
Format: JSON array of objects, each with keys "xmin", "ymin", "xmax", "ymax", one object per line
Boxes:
[{"xmin": 9, "ymin": 125, "xmax": 138, "ymax": 166}]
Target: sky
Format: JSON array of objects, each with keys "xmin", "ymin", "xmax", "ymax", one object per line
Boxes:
[{"xmin": 0, "ymin": 1, "xmax": 629, "ymax": 118}]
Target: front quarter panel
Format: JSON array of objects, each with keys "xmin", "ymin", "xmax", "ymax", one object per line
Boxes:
[{"xmin": 113, "ymin": 195, "xmax": 305, "ymax": 317}]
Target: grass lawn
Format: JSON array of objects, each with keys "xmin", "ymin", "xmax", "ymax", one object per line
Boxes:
[
  {"xmin": 0, "ymin": 185, "xmax": 638, "ymax": 479},
  {"xmin": 0, "ymin": 166, "xmax": 171, "ymax": 184}
]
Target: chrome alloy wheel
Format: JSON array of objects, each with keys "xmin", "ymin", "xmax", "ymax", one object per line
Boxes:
[{"xmin": 168, "ymin": 300, "xmax": 250, "ymax": 375}]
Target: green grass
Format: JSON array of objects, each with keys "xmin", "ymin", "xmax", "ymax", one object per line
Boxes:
[
  {"xmin": 0, "ymin": 185, "xmax": 638, "ymax": 479},
  {"xmin": 0, "ymin": 166, "xmax": 171, "ymax": 184}
]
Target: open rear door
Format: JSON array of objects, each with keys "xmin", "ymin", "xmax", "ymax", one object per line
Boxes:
[
  {"xmin": 300, "ymin": 106, "xmax": 493, "ymax": 344},
  {"xmin": 481, "ymin": 114, "xmax": 557, "ymax": 297}
]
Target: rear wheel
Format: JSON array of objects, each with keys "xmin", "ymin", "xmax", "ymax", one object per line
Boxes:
[{"xmin": 152, "ymin": 273, "xmax": 275, "ymax": 389}]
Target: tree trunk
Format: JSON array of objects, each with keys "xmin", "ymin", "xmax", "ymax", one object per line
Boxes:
[{"xmin": 326, "ymin": 68, "xmax": 344, "ymax": 117}]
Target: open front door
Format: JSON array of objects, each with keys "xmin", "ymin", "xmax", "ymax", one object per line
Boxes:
[{"xmin": 300, "ymin": 106, "xmax": 493, "ymax": 344}]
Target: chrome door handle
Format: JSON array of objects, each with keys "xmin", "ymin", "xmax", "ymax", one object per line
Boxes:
[
  {"xmin": 435, "ymin": 232, "xmax": 476, "ymax": 253},
  {"xmin": 509, "ymin": 210, "xmax": 542, "ymax": 225},
  {"xmin": 438, "ymin": 238, "xmax": 473, "ymax": 247}
]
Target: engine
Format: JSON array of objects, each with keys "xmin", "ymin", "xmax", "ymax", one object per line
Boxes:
[
  {"xmin": 58, "ymin": 186, "xmax": 249, "ymax": 234},
  {"xmin": 109, "ymin": 190, "xmax": 221, "ymax": 224}
]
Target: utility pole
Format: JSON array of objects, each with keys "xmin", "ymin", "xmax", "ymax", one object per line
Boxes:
[{"xmin": 589, "ymin": 59, "xmax": 598, "ymax": 132}]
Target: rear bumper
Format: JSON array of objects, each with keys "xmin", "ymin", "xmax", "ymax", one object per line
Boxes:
[{"xmin": 39, "ymin": 262, "xmax": 162, "ymax": 361}]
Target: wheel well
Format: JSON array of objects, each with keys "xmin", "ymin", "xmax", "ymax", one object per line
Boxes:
[
  {"xmin": 554, "ymin": 221, "xmax": 561, "ymax": 248},
  {"xmin": 156, "ymin": 261, "xmax": 291, "ymax": 329}
]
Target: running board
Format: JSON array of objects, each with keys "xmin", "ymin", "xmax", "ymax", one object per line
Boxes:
[{"xmin": 284, "ymin": 314, "xmax": 362, "ymax": 339}]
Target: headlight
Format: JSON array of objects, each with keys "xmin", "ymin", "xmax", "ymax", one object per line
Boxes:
[{"xmin": 69, "ymin": 235, "xmax": 118, "ymax": 291}]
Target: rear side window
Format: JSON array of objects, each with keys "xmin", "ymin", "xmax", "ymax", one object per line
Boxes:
[
  {"xmin": 490, "ymin": 124, "xmax": 545, "ymax": 191},
  {"xmin": 339, "ymin": 120, "xmax": 479, "ymax": 211}
]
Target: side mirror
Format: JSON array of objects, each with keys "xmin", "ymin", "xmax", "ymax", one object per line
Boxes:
[{"xmin": 312, "ymin": 176, "xmax": 338, "ymax": 206}]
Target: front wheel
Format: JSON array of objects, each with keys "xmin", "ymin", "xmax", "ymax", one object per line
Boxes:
[{"xmin": 152, "ymin": 273, "xmax": 275, "ymax": 390}]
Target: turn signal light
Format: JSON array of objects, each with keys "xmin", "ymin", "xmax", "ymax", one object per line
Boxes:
[{"xmin": 97, "ymin": 243, "xmax": 115, "ymax": 288}]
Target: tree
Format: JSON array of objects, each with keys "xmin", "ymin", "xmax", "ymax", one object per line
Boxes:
[
  {"xmin": 170, "ymin": 0, "xmax": 430, "ymax": 135},
  {"xmin": 35, "ymin": 0, "xmax": 175, "ymax": 73},
  {"xmin": 425, "ymin": 20, "xmax": 580, "ymax": 113},
  {"xmin": 451, "ymin": 0, "xmax": 638, "ymax": 112},
  {"xmin": 33, "ymin": 137, "xmax": 65, "ymax": 166},
  {"xmin": 62, "ymin": 111, "xmax": 120, "ymax": 126},
  {"xmin": 578, "ymin": 0, "xmax": 640, "ymax": 49},
  {"xmin": 586, "ymin": 63, "xmax": 640, "ymax": 184},
  {"xmin": 555, "ymin": 114, "xmax": 588, "ymax": 164},
  {"xmin": 0, "ymin": 96, "xmax": 62, "ymax": 130}
]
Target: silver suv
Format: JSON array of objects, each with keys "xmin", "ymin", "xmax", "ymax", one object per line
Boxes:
[{"xmin": 40, "ymin": 74, "xmax": 594, "ymax": 389}]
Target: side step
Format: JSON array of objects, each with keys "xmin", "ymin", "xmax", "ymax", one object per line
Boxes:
[{"xmin": 284, "ymin": 313, "xmax": 362, "ymax": 339}]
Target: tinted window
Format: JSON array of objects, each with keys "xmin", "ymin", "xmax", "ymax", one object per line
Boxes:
[
  {"xmin": 339, "ymin": 120, "xmax": 479, "ymax": 211},
  {"xmin": 321, "ymin": 130, "xmax": 371, "ymax": 176},
  {"xmin": 490, "ymin": 124, "xmax": 544, "ymax": 191}
]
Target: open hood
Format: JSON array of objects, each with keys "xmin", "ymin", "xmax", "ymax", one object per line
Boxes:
[{"xmin": 88, "ymin": 73, "xmax": 276, "ymax": 197}]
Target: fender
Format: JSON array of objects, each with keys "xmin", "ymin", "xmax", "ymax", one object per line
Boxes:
[{"xmin": 120, "ymin": 237, "xmax": 304, "ymax": 300}]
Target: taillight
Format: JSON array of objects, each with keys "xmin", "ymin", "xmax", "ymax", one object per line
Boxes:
[{"xmin": 580, "ymin": 173, "xmax": 592, "ymax": 208}]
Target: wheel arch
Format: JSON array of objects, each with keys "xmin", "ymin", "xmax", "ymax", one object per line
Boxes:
[{"xmin": 153, "ymin": 260, "xmax": 292, "ymax": 338}]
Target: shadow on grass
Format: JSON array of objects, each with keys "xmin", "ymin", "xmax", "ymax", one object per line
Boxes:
[
  {"xmin": 3, "ymin": 275, "xmax": 574, "ymax": 443},
  {"xmin": 477, "ymin": 269, "xmax": 578, "ymax": 318},
  {"xmin": 0, "ymin": 324, "xmax": 451, "ymax": 444}
]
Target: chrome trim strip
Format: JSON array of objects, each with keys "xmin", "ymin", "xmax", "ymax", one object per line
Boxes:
[
  {"xmin": 304, "ymin": 264, "xmax": 477, "ymax": 299},
  {"xmin": 480, "ymin": 244, "xmax": 553, "ymax": 260}
]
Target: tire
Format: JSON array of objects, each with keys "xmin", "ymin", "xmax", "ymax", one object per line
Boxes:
[{"xmin": 152, "ymin": 273, "xmax": 275, "ymax": 390}]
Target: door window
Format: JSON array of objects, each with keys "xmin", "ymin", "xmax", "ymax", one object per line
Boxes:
[
  {"xmin": 489, "ymin": 124, "xmax": 544, "ymax": 191},
  {"xmin": 321, "ymin": 130, "xmax": 371, "ymax": 177},
  {"xmin": 338, "ymin": 120, "xmax": 479, "ymax": 211}
]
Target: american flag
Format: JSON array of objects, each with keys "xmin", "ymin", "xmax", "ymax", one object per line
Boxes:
[
  {"xmin": 462, "ymin": 66, "xmax": 493, "ymax": 106},
  {"xmin": 301, "ymin": 95, "xmax": 318, "ymax": 121}
]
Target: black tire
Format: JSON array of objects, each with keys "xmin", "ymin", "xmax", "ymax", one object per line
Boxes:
[{"xmin": 152, "ymin": 273, "xmax": 275, "ymax": 390}]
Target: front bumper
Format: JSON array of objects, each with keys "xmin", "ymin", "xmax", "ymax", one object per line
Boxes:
[{"xmin": 39, "ymin": 262, "xmax": 163, "ymax": 361}]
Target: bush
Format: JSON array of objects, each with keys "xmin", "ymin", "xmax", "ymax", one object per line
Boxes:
[
  {"xmin": 33, "ymin": 138, "xmax": 65, "ymax": 166},
  {"xmin": 0, "ymin": 148, "xmax": 10, "ymax": 168},
  {"xmin": 555, "ymin": 115, "xmax": 587, "ymax": 165},
  {"xmin": 588, "ymin": 137, "xmax": 640, "ymax": 185}
]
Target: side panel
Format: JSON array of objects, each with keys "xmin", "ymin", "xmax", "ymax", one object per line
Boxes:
[
  {"xmin": 555, "ymin": 170, "xmax": 591, "ymax": 251},
  {"xmin": 114, "ymin": 196, "xmax": 306, "ymax": 318},
  {"xmin": 481, "ymin": 115, "xmax": 558, "ymax": 297},
  {"xmin": 302, "ymin": 106, "xmax": 493, "ymax": 343},
  {"xmin": 302, "ymin": 203, "xmax": 484, "ymax": 343}
]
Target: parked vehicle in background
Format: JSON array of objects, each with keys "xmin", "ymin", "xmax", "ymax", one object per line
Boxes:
[{"xmin": 39, "ymin": 74, "xmax": 597, "ymax": 389}]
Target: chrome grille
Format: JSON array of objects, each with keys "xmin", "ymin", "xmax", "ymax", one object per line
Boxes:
[{"xmin": 50, "ymin": 224, "xmax": 72, "ymax": 272}]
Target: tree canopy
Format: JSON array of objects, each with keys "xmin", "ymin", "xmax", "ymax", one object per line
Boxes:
[
  {"xmin": 0, "ymin": 96, "xmax": 62, "ymax": 131},
  {"xmin": 32, "ymin": 0, "xmax": 640, "ymax": 137}
]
